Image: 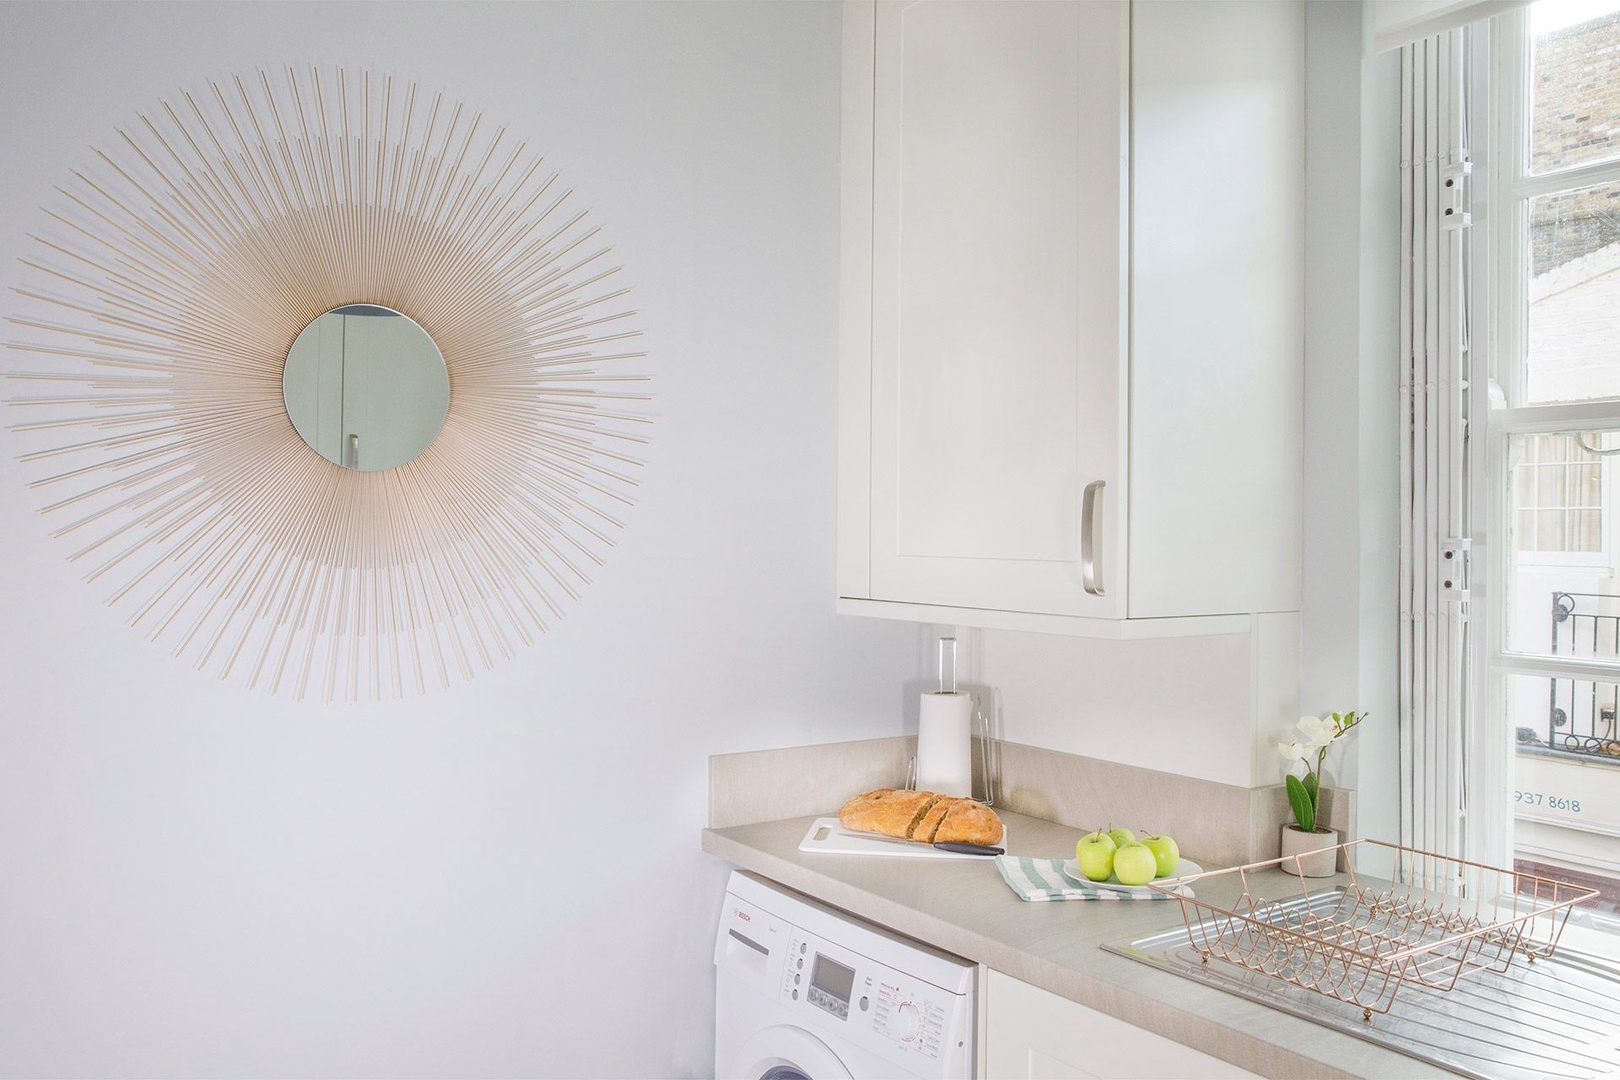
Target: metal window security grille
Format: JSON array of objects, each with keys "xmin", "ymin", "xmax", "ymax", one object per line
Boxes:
[
  {"xmin": 2, "ymin": 66, "xmax": 652, "ymax": 702},
  {"xmin": 1400, "ymin": 30, "xmax": 1473, "ymax": 858},
  {"xmin": 1538, "ymin": 591, "xmax": 1620, "ymax": 756}
]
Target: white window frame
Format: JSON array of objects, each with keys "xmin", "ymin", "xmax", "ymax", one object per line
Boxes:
[{"xmin": 1472, "ymin": 2, "xmax": 1620, "ymax": 878}]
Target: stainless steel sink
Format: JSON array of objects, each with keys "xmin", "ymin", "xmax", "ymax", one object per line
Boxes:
[{"xmin": 1104, "ymin": 889, "xmax": 1620, "ymax": 1079}]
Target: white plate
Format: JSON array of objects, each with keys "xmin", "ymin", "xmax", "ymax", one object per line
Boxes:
[{"xmin": 1060, "ymin": 858, "xmax": 1203, "ymax": 895}]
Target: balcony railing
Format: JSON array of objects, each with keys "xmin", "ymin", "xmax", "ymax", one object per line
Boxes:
[{"xmin": 1530, "ymin": 591, "xmax": 1620, "ymax": 758}]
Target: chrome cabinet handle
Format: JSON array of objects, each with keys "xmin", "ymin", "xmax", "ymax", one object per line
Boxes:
[{"xmin": 1081, "ymin": 480, "xmax": 1105, "ymax": 597}]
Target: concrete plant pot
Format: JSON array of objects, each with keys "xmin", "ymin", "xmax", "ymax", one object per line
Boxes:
[{"xmin": 1280, "ymin": 825, "xmax": 1340, "ymax": 877}]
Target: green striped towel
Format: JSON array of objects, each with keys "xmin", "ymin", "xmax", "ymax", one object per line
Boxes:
[{"xmin": 995, "ymin": 856, "xmax": 1192, "ymax": 901}]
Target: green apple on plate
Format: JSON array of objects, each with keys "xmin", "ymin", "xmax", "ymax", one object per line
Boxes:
[
  {"xmin": 1139, "ymin": 833, "xmax": 1180, "ymax": 876},
  {"xmin": 1071, "ymin": 827, "xmax": 1186, "ymax": 887},
  {"xmin": 1112, "ymin": 842, "xmax": 1158, "ymax": 886},
  {"xmin": 1074, "ymin": 829, "xmax": 1117, "ymax": 882}
]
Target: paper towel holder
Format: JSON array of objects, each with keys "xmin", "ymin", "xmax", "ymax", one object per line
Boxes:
[
  {"xmin": 906, "ymin": 705, "xmax": 995, "ymax": 805},
  {"xmin": 912, "ymin": 636, "xmax": 997, "ymax": 805}
]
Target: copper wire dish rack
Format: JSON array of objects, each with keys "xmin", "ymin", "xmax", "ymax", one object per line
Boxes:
[{"xmin": 1146, "ymin": 838, "xmax": 1600, "ymax": 1020}]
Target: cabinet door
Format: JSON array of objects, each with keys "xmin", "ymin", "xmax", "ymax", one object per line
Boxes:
[
  {"xmin": 984, "ymin": 969, "xmax": 1258, "ymax": 1079},
  {"xmin": 1127, "ymin": 0, "xmax": 1303, "ymax": 619},
  {"xmin": 864, "ymin": 0, "xmax": 1128, "ymax": 617}
]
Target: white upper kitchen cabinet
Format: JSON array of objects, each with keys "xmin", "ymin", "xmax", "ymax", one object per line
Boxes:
[{"xmin": 837, "ymin": 0, "xmax": 1304, "ymax": 637}]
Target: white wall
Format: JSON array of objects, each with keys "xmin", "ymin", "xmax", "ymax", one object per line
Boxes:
[
  {"xmin": 0, "ymin": 3, "xmax": 920, "ymax": 1077},
  {"xmin": 969, "ymin": 630, "xmax": 1257, "ymax": 786},
  {"xmin": 1301, "ymin": 0, "xmax": 1403, "ymax": 843},
  {"xmin": 1528, "ymin": 244, "xmax": 1620, "ymax": 402}
]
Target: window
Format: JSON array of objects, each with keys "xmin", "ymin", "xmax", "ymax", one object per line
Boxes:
[
  {"xmin": 1485, "ymin": 0, "xmax": 1620, "ymax": 925},
  {"xmin": 1512, "ymin": 433, "xmax": 1604, "ymax": 559}
]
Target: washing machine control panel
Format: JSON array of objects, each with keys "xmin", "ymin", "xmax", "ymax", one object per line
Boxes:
[
  {"xmin": 781, "ymin": 929, "xmax": 957, "ymax": 1064},
  {"xmin": 871, "ymin": 981, "xmax": 949, "ymax": 1058}
]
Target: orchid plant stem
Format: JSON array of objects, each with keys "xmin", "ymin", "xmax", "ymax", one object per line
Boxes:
[{"xmin": 1285, "ymin": 711, "xmax": 1366, "ymax": 833}]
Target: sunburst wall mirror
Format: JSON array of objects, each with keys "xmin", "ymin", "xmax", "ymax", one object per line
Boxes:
[{"xmin": 4, "ymin": 66, "xmax": 651, "ymax": 702}]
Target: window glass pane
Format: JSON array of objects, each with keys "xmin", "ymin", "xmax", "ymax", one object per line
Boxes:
[
  {"xmin": 1506, "ymin": 432, "xmax": 1613, "ymax": 657},
  {"xmin": 1509, "ymin": 433, "xmax": 1603, "ymax": 553},
  {"xmin": 1529, "ymin": 0, "xmax": 1620, "ymax": 176},
  {"xmin": 1507, "ymin": 672, "xmax": 1620, "ymax": 925},
  {"xmin": 1525, "ymin": 181, "xmax": 1620, "ymax": 403}
]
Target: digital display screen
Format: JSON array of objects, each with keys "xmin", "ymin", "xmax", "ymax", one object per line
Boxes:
[{"xmin": 810, "ymin": 954, "xmax": 855, "ymax": 1005}]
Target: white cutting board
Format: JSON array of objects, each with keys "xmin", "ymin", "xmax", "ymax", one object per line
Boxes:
[{"xmin": 798, "ymin": 817, "xmax": 1002, "ymax": 860}]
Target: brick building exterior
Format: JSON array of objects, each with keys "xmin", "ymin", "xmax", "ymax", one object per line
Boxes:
[{"xmin": 1530, "ymin": 10, "xmax": 1620, "ymax": 276}]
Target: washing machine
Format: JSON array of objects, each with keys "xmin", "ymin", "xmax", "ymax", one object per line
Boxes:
[{"xmin": 714, "ymin": 870, "xmax": 976, "ymax": 1080}]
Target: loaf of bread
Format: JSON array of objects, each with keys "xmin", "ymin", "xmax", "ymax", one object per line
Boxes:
[{"xmin": 838, "ymin": 788, "xmax": 1004, "ymax": 846}]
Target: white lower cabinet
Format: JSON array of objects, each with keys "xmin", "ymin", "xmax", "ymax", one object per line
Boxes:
[{"xmin": 983, "ymin": 969, "xmax": 1258, "ymax": 1079}]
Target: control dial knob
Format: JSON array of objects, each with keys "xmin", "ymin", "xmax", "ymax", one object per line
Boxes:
[{"xmin": 894, "ymin": 1001, "xmax": 923, "ymax": 1042}]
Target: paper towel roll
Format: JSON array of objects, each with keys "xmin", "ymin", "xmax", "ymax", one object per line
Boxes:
[{"xmin": 917, "ymin": 691, "xmax": 973, "ymax": 797}]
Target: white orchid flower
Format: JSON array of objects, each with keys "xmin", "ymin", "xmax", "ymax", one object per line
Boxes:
[
  {"xmin": 1294, "ymin": 715, "xmax": 1339, "ymax": 753},
  {"xmin": 1277, "ymin": 738, "xmax": 1308, "ymax": 765}
]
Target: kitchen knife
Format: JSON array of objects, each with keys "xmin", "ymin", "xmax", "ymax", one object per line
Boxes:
[
  {"xmin": 848, "ymin": 829, "xmax": 1004, "ymax": 857},
  {"xmin": 933, "ymin": 841, "xmax": 1005, "ymax": 856}
]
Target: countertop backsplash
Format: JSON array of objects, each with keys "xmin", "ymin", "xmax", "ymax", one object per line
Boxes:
[{"xmin": 710, "ymin": 735, "xmax": 1352, "ymax": 869}]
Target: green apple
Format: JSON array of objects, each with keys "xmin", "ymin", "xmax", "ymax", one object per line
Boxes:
[
  {"xmin": 1112, "ymin": 842, "xmax": 1158, "ymax": 886},
  {"xmin": 1139, "ymin": 833, "xmax": 1180, "ymax": 877},
  {"xmin": 1105, "ymin": 825, "xmax": 1136, "ymax": 849},
  {"xmin": 1075, "ymin": 829, "xmax": 1114, "ymax": 854},
  {"xmin": 1075, "ymin": 830, "xmax": 1117, "ymax": 881}
]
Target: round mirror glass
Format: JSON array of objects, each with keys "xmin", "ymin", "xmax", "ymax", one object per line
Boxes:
[{"xmin": 282, "ymin": 305, "xmax": 450, "ymax": 471}]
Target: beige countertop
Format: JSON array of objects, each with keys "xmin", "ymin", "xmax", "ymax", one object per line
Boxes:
[{"xmin": 701, "ymin": 810, "xmax": 1454, "ymax": 1080}]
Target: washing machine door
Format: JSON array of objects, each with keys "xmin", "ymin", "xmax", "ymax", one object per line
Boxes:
[{"xmin": 728, "ymin": 1024, "xmax": 855, "ymax": 1080}]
